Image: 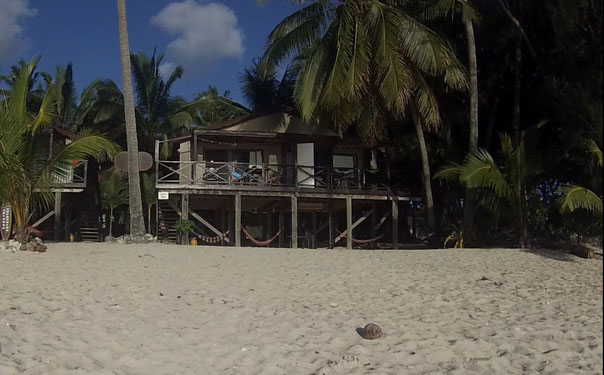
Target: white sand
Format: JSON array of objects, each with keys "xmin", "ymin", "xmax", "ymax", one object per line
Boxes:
[{"xmin": 1, "ymin": 244, "xmax": 602, "ymax": 375}]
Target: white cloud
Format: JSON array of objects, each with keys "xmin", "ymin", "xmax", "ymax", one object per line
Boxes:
[
  {"xmin": 151, "ymin": 1, "xmax": 244, "ymax": 75},
  {"xmin": 0, "ymin": 0, "xmax": 37, "ymax": 62}
]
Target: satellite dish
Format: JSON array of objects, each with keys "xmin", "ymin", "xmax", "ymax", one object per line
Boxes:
[{"xmin": 114, "ymin": 151, "xmax": 154, "ymax": 172}]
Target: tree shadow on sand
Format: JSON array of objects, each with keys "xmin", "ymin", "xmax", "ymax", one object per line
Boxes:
[{"xmin": 522, "ymin": 248, "xmax": 578, "ymax": 262}]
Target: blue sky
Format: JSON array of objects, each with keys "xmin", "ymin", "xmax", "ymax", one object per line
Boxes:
[{"xmin": 0, "ymin": 0, "xmax": 300, "ymax": 107}]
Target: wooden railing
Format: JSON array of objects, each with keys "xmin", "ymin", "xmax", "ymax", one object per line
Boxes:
[{"xmin": 157, "ymin": 161, "xmax": 408, "ymax": 192}]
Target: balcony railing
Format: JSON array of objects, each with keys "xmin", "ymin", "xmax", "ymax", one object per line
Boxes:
[
  {"xmin": 47, "ymin": 160, "xmax": 88, "ymax": 189},
  {"xmin": 157, "ymin": 161, "xmax": 408, "ymax": 192}
]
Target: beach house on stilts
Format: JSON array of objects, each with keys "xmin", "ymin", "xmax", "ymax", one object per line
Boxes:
[{"xmin": 155, "ymin": 111, "xmax": 423, "ymax": 249}]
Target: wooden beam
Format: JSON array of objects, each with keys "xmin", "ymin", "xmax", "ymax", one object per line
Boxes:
[
  {"xmin": 328, "ymin": 211, "xmax": 334, "ymax": 249},
  {"xmin": 235, "ymin": 193, "xmax": 241, "ymax": 247},
  {"xmin": 311, "ymin": 212, "xmax": 317, "ymax": 249},
  {"xmin": 334, "ymin": 206, "xmax": 376, "ymax": 244},
  {"xmin": 189, "ymin": 210, "xmax": 230, "ymax": 244},
  {"xmin": 54, "ymin": 192, "xmax": 62, "ymax": 242},
  {"xmin": 392, "ymin": 197, "xmax": 399, "ymax": 249},
  {"xmin": 346, "ymin": 197, "xmax": 353, "ymax": 249},
  {"xmin": 182, "ymin": 193, "xmax": 189, "ymax": 244},
  {"xmin": 31, "ymin": 210, "xmax": 55, "ymax": 229},
  {"xmin": 291, "ymin": 195, "xmax": 298, "ymax": 248}
]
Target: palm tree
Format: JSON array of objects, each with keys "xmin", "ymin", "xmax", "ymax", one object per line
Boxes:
[
  {"xmin": 557, "ymin": 138, "xmax": 603, "ymax": 216},
  {"xmin": 186, "ymin": 85, "xmax": 250, "ymax": 126},
  {"xmin": 261, "ymin": 0, "xmax": 467, "ymax": 231},
  {"xmin": 420, "ymin": 0, "xmax": 480, "ymax": 237},
  {"xmin": 240, "ymin": 59, "xmax": 297, "ymax": 112},
  {"xmin": 116, "ymin": 0, "xmax": 146, "ymax": 238},
  {"xmin": 0, "ymin": 58, "xmax": 119, "ymax": 243},
  {"xmin": 435, "ymin": 133, "xmax": 539, "ymax": 246},
  {"xmin": 140, "ymin": 172, "xmax": 156, "ymax": 234},
  {"xmin": 100, "ymin": 168, "xmax": 129, "ymax": 237}
]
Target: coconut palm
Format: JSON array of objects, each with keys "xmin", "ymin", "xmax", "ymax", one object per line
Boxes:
[
  {"xmin": 184, "ymin": 85, "xmax": 250, "ymax": 126},
  {"xmin": 0, "ymin": 58, "xmax": 119, "ymax": 243},
  {"xmin": 557, "ymin": 138, "xmax": 603, "ymax": 215},
  {"xmin": 100, "ymin": 168, "xmax": 129, "ymax": 237},
  {"xmin": 435, "ymin": 133, "xmax": 539, "ymax": 245},
  {"xmin": 419, "ymin": 0, "xmax": 480, "ymax": 236},
  {"xmin": 116, "ymin": 0, "xmax": 146, "ymax": 238},
  {"xmin": 140, "ymin": 172, "xmax": 156, "ymax": 234},
  {"xmin": 240, "ymin": 59, "xmax": 297, "ymax": 112},
  {"xmin": 261, "ymin": 0, "xmax": 467, "ymax": 231}
]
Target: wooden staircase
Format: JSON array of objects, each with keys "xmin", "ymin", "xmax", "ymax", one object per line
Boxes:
[{"xmin": 158, "ymin": 201, "xmax": 179, "ymax": 243}]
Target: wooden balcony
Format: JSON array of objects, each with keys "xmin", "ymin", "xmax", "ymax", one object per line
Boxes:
[
  {"xmin": 156, "ymin": 161, "xmax": 413, "ymax": 199},
  {"xmin": 34, "ymin": 160, "xmax": 88, "ymax": 192}
]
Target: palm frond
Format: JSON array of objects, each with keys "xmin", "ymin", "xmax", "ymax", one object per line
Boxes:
[{"xmin": 557, "ymin": 185, "xmax": 603, "ymax": 214}]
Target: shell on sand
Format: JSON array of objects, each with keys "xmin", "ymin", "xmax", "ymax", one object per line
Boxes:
[{"xmin": 362, "ymin": 323, "xmax": 382, "ymax": 340}]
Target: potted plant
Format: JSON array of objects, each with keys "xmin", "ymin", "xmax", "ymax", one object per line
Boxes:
[{"xmin": 173, "ymin": 219, "xmax": 194, "ymax": 245}]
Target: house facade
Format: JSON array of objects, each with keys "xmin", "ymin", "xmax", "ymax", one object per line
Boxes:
[{"xmin": 155, "ymin": 111, "xmax": 422, "ymax": 249}]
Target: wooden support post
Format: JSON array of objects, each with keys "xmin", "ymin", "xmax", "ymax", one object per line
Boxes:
[
  {"xmin": 371, "ymin": 202, "xmax": 378, "ymax": 249},
  {"xmin": 291, "ymin": 195, "xmax": 298, "ymax": 248},
  {"xmin": 64, "ymin": 208, "xmax": 71, "ymax": 242},
  {"xmin": 278, "ymin": 211, "xmax": 284, "ymax": 248},
  {"xmin": 392, "ymin": 197, "xmax": 399, "ymax": 249},
  {"xmin": 235, "ymin": 193, "xmax": 241, "ymax": 247},
  {"xmin": 181, "ymin": 193, "xmax": 190, "ymax": 245},
  {"xmin": 311, "ymin": 212, "xmax": 317, "ymax": 249},
  {"xmin": 411, "ymin": 201, "xmax": 417, "ymax": 238},
  {"xmin": 371, "ymin": 203, "xmax": 377, "ymax": 237},
  {"xmin": 227, "ymin": 209, "xmax": 234, "ymax": 245},
  {"xmin": 54, "ymin": 192, "xmax": 62, "ymax": 242},
  {"xmin": 346, "ymin": 197, "xmax": 353, "ymax": 250},
  {"xmin": 220, "ymin": 208, "xmax": 226, "ymax": 246},
  {"xmin": 328, "ymin": 211, "xmax": 334, "ymax": 249}
]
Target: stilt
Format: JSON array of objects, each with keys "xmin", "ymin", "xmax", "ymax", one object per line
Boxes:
[
  {"xmin": 291, "ymin": 195, "xmax": 298, "ymax": 248},
  {"xmin": 234, "ymin": 193, "xmax": 241, "ymax": 247},
  {"xmin": 267, "ymin": 212, "xmax": 273, "ymax": 246},
  {"xmin": 371, "ymin": 202, "xmax": 377, "ymax": 249},
  {"xmin": 278, "ymin": 211, "xmax": 284, "ymax": 248},
  {"xmin": 181, "ymin": 193, "xmax": 190, "ymax": 245},
  {"xmin": 64, "ymin": 207, "xmax": 71, "ymax": 241},
  {"xmin": 327, "ymin": 201, "xmax": 335, "ymax": 249},
  {"xmin": 227, "ymin": 209, "xmax": 234, "ymax": 245},
  {"xmin": 411, "ymin": 201, "xmax": 417, "ymax": 238},
  {"xmin": 54, "ymin": 192, "xmax": 62, "ymax": 242},
  {"xmin": 392, "ymin": 197, "xmax": 399, "ymax": 249},
  {"xmin": 346, "ymin": 196, "xmax": 353, "ymax": 250},
  {"xmin": 219, "ymin": 208, "xmax": 225, "ymax": 246},
  {"xmin": 311, "ymin": 212, "xmax": 317, "ymax": 249}
]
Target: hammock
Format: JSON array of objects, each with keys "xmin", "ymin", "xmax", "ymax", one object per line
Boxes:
[
  {"xmin": 192, "ymin": 230, "xmax": 229, "ymax": 244},
  {"xmin": 241, "ymin": 225, "xmax": 280, "ymax": 247},
  {"xmin": 26, "ymin": 226, "xmax": 52, "ymax": 238},
  {"xmin": 336, "ymin": 229, "xmax": 385, "ymax": 244}
]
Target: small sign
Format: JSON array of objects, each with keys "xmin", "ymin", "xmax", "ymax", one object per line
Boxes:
[{"xmin": 158, "ymin": 192, "xmax": 169, "ymax": 200}]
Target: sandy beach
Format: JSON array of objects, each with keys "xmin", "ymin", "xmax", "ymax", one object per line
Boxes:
[{"xmin": 0, "ymin": 244, "xmax": 602, "ymax": 374}]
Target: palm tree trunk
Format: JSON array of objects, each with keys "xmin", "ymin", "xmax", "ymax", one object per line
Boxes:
[
  {"xmin": 463, "ymin": 19, "xmax": 479, "ymax": 240},
  {"xmin": 116, "ymin": 0, "xmax": 146, "ymax": 238},
  {"xmin": 410, "ymin": 104, "xmax": 436, "ymax": 233},
  {"xmin": 147, "ymin": 205, "xmax": 152, "ymax": 235},
  {"xmin": 512, "ymin": 39, "xmax": 522, "ymax": 142}
]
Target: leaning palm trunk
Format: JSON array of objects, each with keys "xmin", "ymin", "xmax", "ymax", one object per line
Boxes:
[
  {"xmin": 116, "ymin": 0, "xmax": 146, "ymax": 238},
  {"xmin": 411, "ymin": 105, "xmax": 436, "ymax": 233},
  {"xmin": 463, "ymin": 19, "xmax": 479, "ymax": 239}
]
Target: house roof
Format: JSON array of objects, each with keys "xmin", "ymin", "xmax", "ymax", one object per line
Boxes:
[
  {"xmin": 53, "ymin": 126, "xmax": 76, "ymax": 139},
  {"xmin": 201, "ymin": 111, "xmax": 339, "ymax": 137}
]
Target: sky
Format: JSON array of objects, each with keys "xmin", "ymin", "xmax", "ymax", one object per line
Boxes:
[{"xmin": 0, "ymin": 0, "xmax": 301, "ymax": 107}]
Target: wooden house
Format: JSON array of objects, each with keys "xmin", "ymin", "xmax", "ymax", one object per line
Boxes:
[{"xmin": 155, "ymin": 111, "xmax": 422, "ymax": 248}]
